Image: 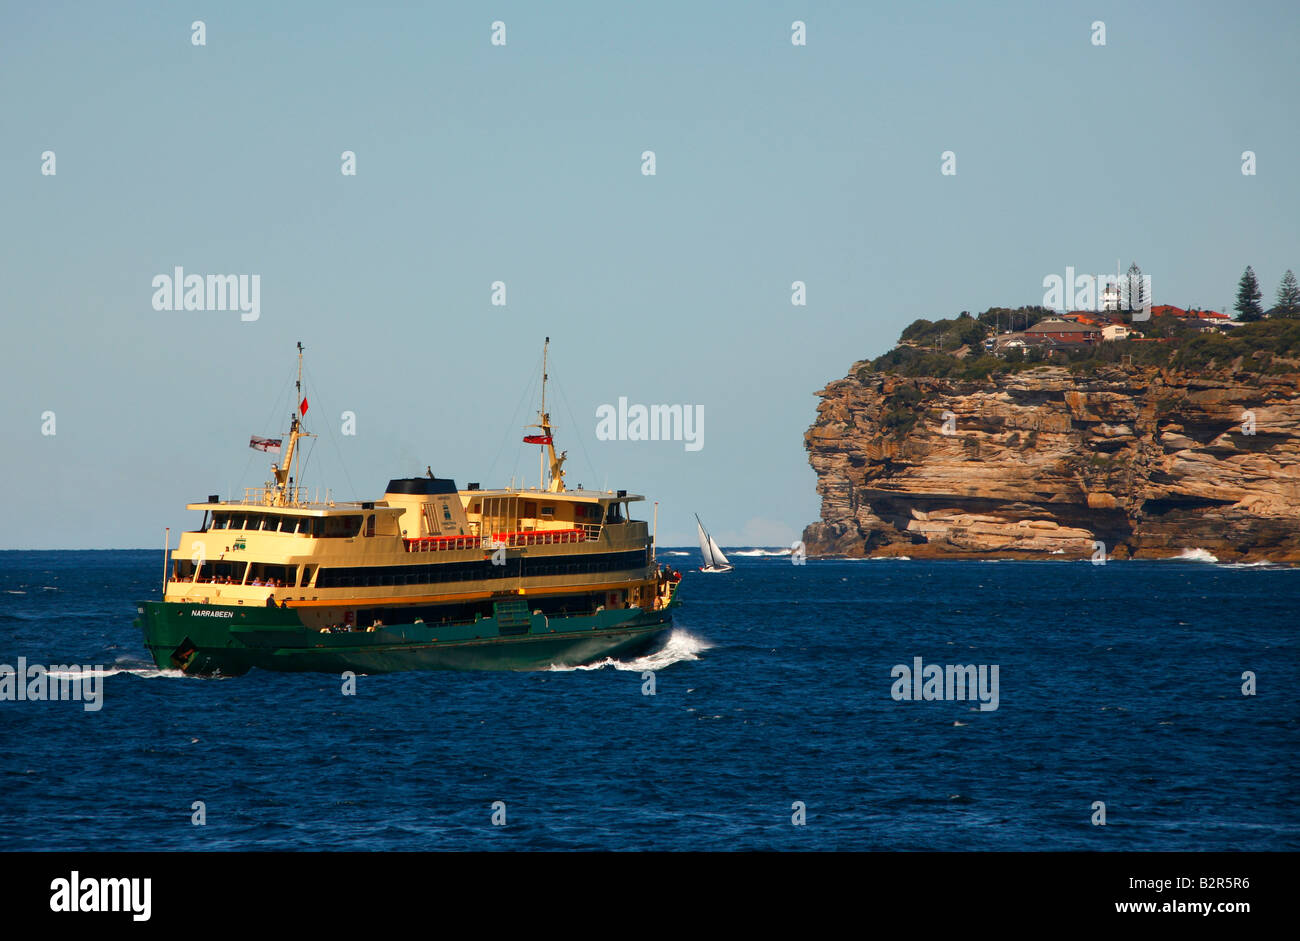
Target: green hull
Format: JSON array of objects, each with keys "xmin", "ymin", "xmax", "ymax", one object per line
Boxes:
[{"xmin": 134, "ymin": 599, "xmax": 674, "ymax": 676}]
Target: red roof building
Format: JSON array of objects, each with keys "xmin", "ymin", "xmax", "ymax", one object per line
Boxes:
[
  {"xmin": 1150, "ymin": 304, "xmax": 1229, "ymax": 321},
  {"xmin": 1024, "ymin": 319, "xmax": 1099, "ymax": 342}
]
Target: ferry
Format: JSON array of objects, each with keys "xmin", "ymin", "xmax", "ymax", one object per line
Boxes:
[{"xmin": 135, "ymin": 340, "xmax": 681, "ymax": 676}]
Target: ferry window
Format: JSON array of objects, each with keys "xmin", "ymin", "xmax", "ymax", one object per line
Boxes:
[
  {"xmin": 279, "ymin": 516, "xmax": 295, "ymax": 533},
  {"xmin": 442, "ymin": 504, "xmax": 452, "ymax": 522},
  {"xmin": 324, "ymin": 515, "xmax": 363, "ymax": 538},
  {"xmin": 541, "ymin": 506, "xmax": 555, "ymax": 518},
  {"xmin": 365, "ymin": 514, "xmax": 376, "ymax": 537},
  {"xmin": 525, "ymin": 502, "xmax": 537, "ymax": 518},
  {"xmin": 471, "ymin": 502, "xmax": 480, "ymax": 515},
  {"xmin": 311, "ymin": 518, "xmax": 324, "ymax": 538},
  {"xmin": 604, "ymin": 503, "xmax": 624, "ymax": 523}
]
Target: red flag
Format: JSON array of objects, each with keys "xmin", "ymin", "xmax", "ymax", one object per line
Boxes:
[
  {"xmin": 299, "ymin": 397, "xmax": 309, "ymax": 416},
  {"xmin": 523, "ymin": 434, "xmax": 552, "ymax": 445}
]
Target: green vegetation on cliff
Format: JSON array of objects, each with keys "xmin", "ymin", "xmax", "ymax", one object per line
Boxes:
[{"xmin": 864, "ymin": 307, "xmax": 1300, "ymax": 381}]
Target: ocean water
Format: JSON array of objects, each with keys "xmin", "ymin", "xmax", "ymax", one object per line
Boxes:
[{"xmin": 1, "ymin": 549, "xmax": 1296, "ymax": 851}]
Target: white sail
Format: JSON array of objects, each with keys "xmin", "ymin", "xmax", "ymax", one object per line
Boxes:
[
  {"xmin": 697, "ymin": 518, "xmax": 714, "ymax": 565},
  {"xmin": 696, "ymin": 516, "xmax": 731, "ymax": 569}
]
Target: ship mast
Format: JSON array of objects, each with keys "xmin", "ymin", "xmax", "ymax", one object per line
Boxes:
[
  {"xmin": 270, "ymin": 342, "xmax": 312, "ymax": 506},
  {"xmin": 528, "ymin": 337, "xmax": 567, "ymax": 493}
]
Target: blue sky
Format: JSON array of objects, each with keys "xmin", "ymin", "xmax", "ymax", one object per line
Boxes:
[{"xmin": 1, "ymin": 1, "xmax": 1297, "ymax": 549}]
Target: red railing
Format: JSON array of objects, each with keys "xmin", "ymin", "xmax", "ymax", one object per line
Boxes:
[
  {"xmin": 403, "ymin": 528, "xmax": 590, "ymax": 552},
  {"xmin": 404, "ymin": 534, "xmax": 482, "ymax": 552}
]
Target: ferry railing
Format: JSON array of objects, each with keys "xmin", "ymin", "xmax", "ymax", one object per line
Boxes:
[
  {"xmin": 232, "ymin": 486, "xmax": 334, "ymax": 506},
  {"xmin": 402, "ymin": 528, "xmax": 597, "ymax": 552}
]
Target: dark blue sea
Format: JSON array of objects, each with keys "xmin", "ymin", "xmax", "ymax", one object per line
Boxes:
[{"xmin": 1, "ymin": 549, "xmax": 1296, "ymax": 851}]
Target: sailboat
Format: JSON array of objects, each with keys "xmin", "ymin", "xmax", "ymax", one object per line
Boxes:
[{"xmin": 695, "ymin": 514, "xmax": 734, "ymax": 573}]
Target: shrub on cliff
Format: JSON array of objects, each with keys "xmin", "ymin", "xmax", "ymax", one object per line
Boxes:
[
  {"xmin": 898, "ymin": 312, "xmax": 991, "ymax": 352},
  {"xmin": 1171, "ymin": 319, "xmax": 1300, "ymax": 371}
]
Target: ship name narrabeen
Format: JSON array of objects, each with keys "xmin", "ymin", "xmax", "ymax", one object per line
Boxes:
[{"xmin": 188, "ymin": 609, "xmax": 234, "ymax": 618}]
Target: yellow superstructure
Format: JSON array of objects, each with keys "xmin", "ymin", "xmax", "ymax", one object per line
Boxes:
[{"xmin": 163, "ymin": 340, "xmax": 678, "ymax": 633}]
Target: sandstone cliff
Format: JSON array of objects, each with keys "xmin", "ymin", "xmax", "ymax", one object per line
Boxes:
[{"xmin": 802, "ymin": 363, "xmax": 1300, "ymax": 561}]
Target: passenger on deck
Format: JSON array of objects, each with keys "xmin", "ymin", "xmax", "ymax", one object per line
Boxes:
[{"xmin": 265, "ymin": 594, "xmax": 276, "ymax": 607}]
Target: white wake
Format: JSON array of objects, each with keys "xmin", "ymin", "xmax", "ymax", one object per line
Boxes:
[
  {"xmin": 44, "ymin": 663, "xmax": 188, "ymax": 680},
  {"xmin": 547, "ymin": 628, "xmax": 711, "ymax": 672}
]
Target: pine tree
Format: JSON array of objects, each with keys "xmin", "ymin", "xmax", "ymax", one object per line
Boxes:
[
  {"xmin": 1125, "ymin": 262, "xmax": 1145, "ymax": 313},
  {"xmin": 1274, "ymin": 269, "xmax": 1300, "ymax": 318},
  {"xmin": 1235, "ymin": 266, "xmax": 1264, "ymax": 321}
]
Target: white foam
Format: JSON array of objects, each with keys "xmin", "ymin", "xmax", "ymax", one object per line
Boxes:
[
  {"xmin": 731, "ymin": 548, "xmax": 792, "ymax": 557},
  {"xmin": 547, "ymin": 628, "xmax": 711, "ymax": 672},
  {"xmin": 665, "ymin": 551, "xmax": 690, "ymax": 556},
  {"xmin": 45, "ymin": 664, "xmax": 189, "ymax": 680},
  {"xmin": 1172, "ymin": 548, "xmax": 1219, "ymax": 563}
]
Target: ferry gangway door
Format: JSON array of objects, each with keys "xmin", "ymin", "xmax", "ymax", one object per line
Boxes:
[{"xmin": 493, "ymin": 599, "xmax": 532, "ymax": 636}]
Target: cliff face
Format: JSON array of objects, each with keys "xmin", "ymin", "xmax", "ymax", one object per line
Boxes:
[{"xmin": 802, "ymin": 364, "xmax": 1300, "ymax": 561}]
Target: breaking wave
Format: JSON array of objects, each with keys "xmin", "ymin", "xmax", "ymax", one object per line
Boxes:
[
  {"xmin": 547, "ymin": 628, "xmax": 711, "ymax": 672},
  {"xmin": 1173, "ymin": 548, "xmax": 1220, "ymax": 563},
  {"xmin": 731, "ymin": 548, "xmax": 792, "ymax": 557}
]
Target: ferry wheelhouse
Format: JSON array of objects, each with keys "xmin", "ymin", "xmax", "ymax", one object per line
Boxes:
[{"xmin": 135, "ymin": 341, "xmax": 680, "ymax": 675}]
